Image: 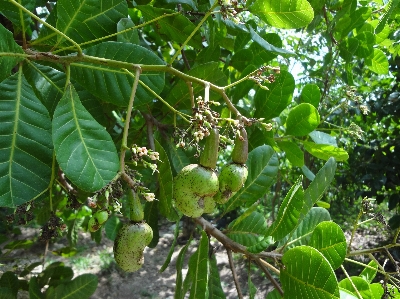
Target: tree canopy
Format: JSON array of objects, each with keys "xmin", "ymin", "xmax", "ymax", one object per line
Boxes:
[{"xmin": 0, "ymin": 0, "xmax": 400, "ymax": 298}]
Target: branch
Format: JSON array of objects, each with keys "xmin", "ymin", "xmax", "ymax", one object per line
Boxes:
[{"xmin": 227, "ymin": 248, "xmax": 244, "ymax": 299}]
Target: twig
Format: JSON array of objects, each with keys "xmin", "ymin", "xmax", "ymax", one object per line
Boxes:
[
  {"xmin": 142, "ymin": 112, "xmax": 156, "ymax": 151},
  {"xmin": 255, "ymin": 259, "xmax": 283, "ymax": 296},
  {"xmin": 187, "ymin": 81, "xmax": 195, "ymax": 109},
  {"xmin": 340, "ymin": 265, "xmax": 363, "ymax": 299},
  {"xmin": 227, "ymin": 248, "xmax": 244, "ymax": 299},
  {"xmin": 120, "ymin": 67, "xmax": 141, "ymax": 172}
]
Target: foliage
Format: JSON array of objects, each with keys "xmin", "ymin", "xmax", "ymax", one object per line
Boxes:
[{"xmin": 0, "ymin": 0, "xmax": 400, "ymax": 298}]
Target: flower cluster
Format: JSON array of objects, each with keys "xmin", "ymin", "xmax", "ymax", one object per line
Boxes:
[
  {"xmin": 218, "ymin": 0, "xmax": 246, "ymax": 24},
  {"xmin": 248, "ymin": 66, "xmax": 280, "ymax": 90},
  {"xmin": 348, "ymin": 122, "xmax": 364, "ymax": 140},
  {"xmin": 131, "ymin": 145, "xmax": 161, "ymax": 174}
]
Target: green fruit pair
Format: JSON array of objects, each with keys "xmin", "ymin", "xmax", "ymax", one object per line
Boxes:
[
  {"xmin": 113, "ymin": 222, "xmax": 153, "ymax": 272},
  {"xmin": 88, "ymin": 210, "xmax": 109, "ymax": 232},
  {"xmin": 113, "ymin": 189, "xmax": 153, "ymax": 272},
  {"xmin": 174, "ymin": 127, "xmax": 219, "ymax": 218},
  {"xmin": 214, "ymin": 127, "xmax": 248, "ymax": 204}
]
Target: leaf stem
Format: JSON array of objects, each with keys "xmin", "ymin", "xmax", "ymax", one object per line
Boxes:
[
  {"xmin": 9, "ymin": 0, "xmax": 83, "ymax": 56},
  {"xmin": 340, "ymin": 265, "xmax": 363, "ymax": 299},
  {"xmin": 120, "ymin": 67, "xmax": 141, "ymax": 172},
  {"xmin": 227, "ymin": 248, "xmax": 244, "ymax": 299},
  {"xmin": 169, "ymin": 0, "xmax": 219, "ymax": 64}
]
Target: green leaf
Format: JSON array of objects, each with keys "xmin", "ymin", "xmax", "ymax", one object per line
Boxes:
[
  {"xmin": 137, "ymin": 6, "xmax": 202, "ymax": 48},
  {"xmin": 20, "ymin": 262, "xmax": 42, "ymax": 277},
  {"xmin": 167, "ymin": 141, "xmax": 190, "ymax": 175},
  {"xmin": 52, "ymin": 84, "xmax": 119, "ymax": 192},
  {"xmin": 47, "ymin": 274, "xmax": 98, "ymax": 299},
  {"xmin": 208, "ymin": 254, "xmax": 226, "ymax": 299},
  {"xmin": 224, "ymin": 145, "xmax": 279, "ymax": 213},
  {"xmin": 249, "ymin": 0, "xmax": 314, "ymax": 29},
  {"xmin": 52, "ymin": 0, "xmax": 127, "ymax": 47},
  {"xmin": 71, "ymin": 42, "xmax": 165, "ymax": 107},
  {"xmin": 0, "ymin": 24, "xmax": 25, "ymax": 82},
  {"xmin": 267, "ymin": 176, "xmax": 304, "ymax": 240},
  {"xmin": 0, "ymin": 271, "xmax": 19, "ymax": 298},
  {"xmin": 175, "ymin": 238, "xmax": 192, "ymax": 299},
  {"xmin": 266, "ymin": 289, "xmax": 282, "ymax": 299},
  {"xmin": 67, "ymin": 216, "xmax": 84, "ymax": 247},
  {"xmin": 188, "ymin": 231, "xmax": 209, "ymax": 299},
  {"xmin": 166, "ymin": 62, "xmax": 227, "ymax": 110},
  {"xmin": 104, "ymin": 215, "xmax": 123, "ymax": 241},
  {"xmin": 359, "ymin": 260, "xmax": 378, "ymax": 283},
  {"xmin": 117, "ymin": 18, "xmax": 140, "ymax": 45},
  {"xmin": 301, "ymin": 158, "xmax": 337, "ymax": 217},
  {"xmin": 338, "ymin": 277, "xmax": 372, "ymax": 299},
  {"xmin": 303, "ymin": 141, "xmax": 349, "ymax": 161},
  {"xmin": 375, "ymin": 0, "xmax": 400, "ymax": 34},
  {"xmin": 144, "ymin": 200, "xmax": 159, "ymax": 248},
  {"xmin": 23, "ymin": 62, "xmax": 66, "ymax": 117},
  {"xmin": 281, "ymin": 246, "xmax": 339, "ymax": 299},
  {"xmin": 277, "ymin": 141, "xmax": 304, "ymax": 167},
  {"xmin": 300, "ymin": 84, "xmax": 321, "ymax": 108},
  {"xmin": 160, "ymin": 220, "xmax": 180, "ymax": 273},
  {"xmin": 0, "ymin": 71, "xmax": 53, "ymax": 208},
  {"xmin": 278, "ymin": 207, "xmax": 331, "ymax": 251},
  {"xmin": 254, "ymin": 70, "xmax": 295, "ymax": 120},
  {"xmin": 309, "ymin": 221, "xmax": 347, "ymax": 270},
  {"xmin": 301, "ymin": 165, "xmax": 315, "ymax": 181},
  {"xmin": 370, "ymin": 283, "xmax": 385, "ymax": 298},
  {"xmin": 155, "ymin": 140, "xmax": 178, "ymax": 221},
  {"xmin": 339, "ymin": 288, "xmax": 358, "ymax": 299},
  {"xmin": 286, "ymin": 103, "xmax": 320, "ymax": 136},
  {"xmin": 339, "ymin": 38, "xmax": 359, "ymax": 62},
  {"xmin": 29, "ymin": 277, "xmax": 44, "ymax": 299},
  {"xmin": 335, "ymin": 7, "xmax": 371, "ymax": 39},
  {"xmin": 226, "ymin": 211, "xmax": 268, "ymax": 247},
  {"xmin": 0, "ymin": 0, "xmax": 34, "ymax": 35},
  {"xmin": 355, "ymin": 32, "xmax": 375, "ymax": 58},
  {"xmin": 165, "ymin": 0, "xmax": 197, "ymax": 10},
  {"xmin": 248, "ymin": 27, "xmax": 294, "ymax": 56},
  {"xmin": 309, "ymin": 131, "xmax": 337, "ymax": 146},
  {"xmin": 366, "ymin": 48, "xmax": 389, "ymax": 75},
  {"xmin": 4, "ymin": 239, "xmax": 34, "ymax": 250}
]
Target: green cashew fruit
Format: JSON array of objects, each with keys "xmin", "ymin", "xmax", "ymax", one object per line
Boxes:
[
  {"xmin": 113, "ymin": 222, "xmax": 153, "ymax": 272},
  {"xmin": 174, "ymin": 127, "xmax": 219, "ymax": 217},
  {"xmin": 215, "ymin": 126, "xmax": 248, "ymax": 204},
  {"xmin": 88, "ymin": 210, "xmax": 109, "ymax": 232}
]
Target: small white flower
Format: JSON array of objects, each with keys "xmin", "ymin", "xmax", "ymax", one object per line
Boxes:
[
  {"xmin": 149, "ymin": 152, "xmax": 159, "ymax": 161},
  {"xmin": 143, "ymin": 193, "xmax": 156, "ymax": 202}
]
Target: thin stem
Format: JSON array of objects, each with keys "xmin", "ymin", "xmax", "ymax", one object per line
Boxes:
[
  {"xmin": 227, "ymin": 248, "xmax": 244, "ymax": 299},
  {"xmin": 170, "ymin": 0, "xmax": 219, "ymax": 64},
  {"xmin": 221, "ymin": 92, "xmax": 241, "ymax": 117},
  {"xmin": 120, "ymin": 67, "xmax": 141, "ymax": 172},
  {"xmin": 347, "ymin": 243, "xmax": 400, "ymax": 257},
  {"xmin": 392, "ymin": 227, "xmax": 400, "ymax": 244},
  {"xmin": 255, "ymin": 259, "xmax": 283, "ymax": 296},
  {"xmin": 348, "ymin": 208, "xmax": 364, "ymax": 253},
  {"xmin": 186, "ymin": 81, "xmax": 195, "ymax": 109},
  {"xmin": 340, "ymin": 265, "xmax": 363, "ymax": 299},
  {"xmin": 48, "ymin": 152, "xmax": 57, "ymax": 212},
  {"xmin": 344, "ymin": 258, "xmax": 388, "ymax": 276},
  {"xmin": 9, "ymin": 0, "xmax": 82, "ymax": 55}
]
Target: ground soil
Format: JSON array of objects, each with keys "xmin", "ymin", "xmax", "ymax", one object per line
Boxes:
[{"xmin": 1, "ymin": 221, "xmax": 391, "ymax": 299}]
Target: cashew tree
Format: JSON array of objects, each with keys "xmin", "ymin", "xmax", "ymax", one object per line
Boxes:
[{"xmin": 0, "ymin": 0, "xmax": 400, "ymax": 298}]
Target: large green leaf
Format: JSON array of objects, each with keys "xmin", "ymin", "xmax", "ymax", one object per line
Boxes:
[
  {"xmin": 0, "ymin": 0, "xmax": 34, "ymax": 35},
  {"xmin": 23, "ymin": 62, "xmax": 66, "ymax": 116},
  {"xmin": 167, "ymin": 141, "xmax": 190, "ymax": 175},
  {"xmin": 267, "ymin": 176, "xmax": 304, "ymax": 240},
  {"xmin": 359, "ymin": 260, "xmax": 378, "ymax": 283},
  {"xmin": 144, "ymin": 200, "xmax": 160, "ymax": 248},
  {"xmin": 46, "ymin": 274, "xmax": 98, "ymax": 299},
  {"xmin": 300, "ymin": 84, "xmax": 321, "ymax": 108},
  {"xmin": 104, "ymin": 215, "xmax": 122, "ymax": 241},
  {"xmin": 254, "ymin": 70, "xmax": 295, "ymax": 120},
  {"xmin": 166, "ymin": 62, "xmax": 228, "ymax": 110},
  {"xmin": 286, "ymin": 103, "xmax": 320, "ymax": 137},
  {"xmin": 249, "ymin": 0, "xmax": 314, "ymax": 29},
  {"xmin": 187, "ymin": 231, "xmax": 209, "ymax": 299},
  {"xmin": 52, "ymin": 84, "xmax": 119, "ymax": 192},
  {"xmin": 155, "ymin": 140, "xmax": 179, "ymax": 221},
  {"xmin": 226, "ymin": 211, "xmax": 268, "ymax": 247},
  {"xmin": 303, "ymin": 141, "xmax": 349, "ymax": 161},
  {"xmin": 208, "ymin": 254, "xmax": 226, "ymax": 299},
  {"xmin": 248, "ymin": 27, "xmax": 294, "ymax": 56},
  {"xmin": 137, "ymin": 6, "xmax": 202, "ymax": 48},
  {"xmin": 281, "ymin": 246, "xmax": 340, "ymax": 299},
  {"xmin": 276, "ymin": 141, "xmax": 304, "ymax": 167},
  {"xmin": 309, "ymin": 221, "xmax": 347, "ymax": 270},
  {"xmin": 335, "ymin": 7, "xmax": 371, "ymax": 39},
  {"xmin": 301, "ymin": 158, "xmax": 337, "ymax": 217},
  {"xmin": 117, "ymin": 18, "xmax": 140, "ymax": 45},
  {"xmin": 277, "ymin": 207, "xmax": 331, "ymax": 251},
  {"xmin": 339, "ymin": 38, "xmax": 359, "ymax": 62},
  {"xmin": 0, "ymin": 24, "xmax": 25, "ymax": 83},
  {"xmin": 41, "ymin": 0, "xmax": 127, "ymax": 48},
  {"xmin": 366, "ymin": 48, "xmax": 389, "ymax": 75},
  {"xmin": 308, "ymin": 131, "xmax": 337, "ymax": 146},
  {"xmin": 224, "ymin": 145, "xmax": 279, "ymax": 213},
  {"xmin": 0, "ymin": 71, "xmax": 53, "ymax": 208},
  {"xmin": 71, "ymin": 42, "xmax": 165, "ymax": 107},
  {"xmin": 375, "ymin": 0, "xmax": 400, "ymax": 34},
  {"xmin": 0, "ymin": 271, "xmax": 19, "ymax": 298}
]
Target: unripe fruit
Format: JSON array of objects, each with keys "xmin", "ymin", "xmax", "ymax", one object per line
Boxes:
[
  {"xmin": 231, "ymin": 127, "xmax": 248, "ymax": 164},
  {"xmin": 199, "ymin": 127, "xmax": 219, "ymax": 169},
  {"xmin": 174, "ymin": 164, "xmax": 219, "ymax": 217},
  {"xmin": 88, "ymin": 210, "xmax": 109, "ymax": 232},
  {"xmin": 113, "ymin": 222, "xmax": 153, "ymax": 272},
  {"xmin": 214, "ymin": 163, "xmax": 248, "ymax": 204}
]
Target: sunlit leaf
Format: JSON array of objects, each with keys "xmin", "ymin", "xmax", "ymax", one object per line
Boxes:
[
  {"xmin": 366, "ymin": 48, "xmax": 389, "ymax": 75},
  {"xmin": 277, "ymin": 141, "xmax": 304, "ymax": 167},
  {"xmin": 303, "ymin": 142, "xmax": 349, "ymax": 161},
  {"xmin": 300, "ymin": 84, "xmax": 321, "ymax": 108},
  {"xmin": 0, "ymin": 24, "xmax": 25, "ymax": 82},
  {"xmin": 286, "ymin": 103, "xmax": 320, "ymax": 137},
  {"xmin": 226, "ymin": 211, "xmax": 268, "ymax": 246}
]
